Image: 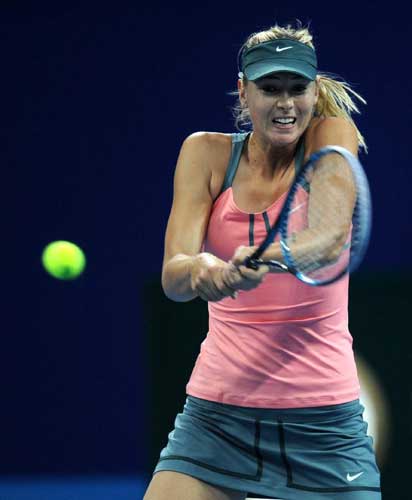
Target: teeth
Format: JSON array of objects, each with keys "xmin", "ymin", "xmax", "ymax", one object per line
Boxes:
[{"xmin": 274, "ymin": 118, "xmax": 295, "ymax": 124}]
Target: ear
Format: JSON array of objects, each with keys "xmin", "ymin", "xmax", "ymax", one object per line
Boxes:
[
  {"xmin": 238, "ymin": 78, "xmax": 247, "ymax": 108},
  {"xmin": 313, "ymin": 75, "xmax": 320, "ymax": 105}
]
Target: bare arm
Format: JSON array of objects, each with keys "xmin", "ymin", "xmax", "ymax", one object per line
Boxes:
[
  {"xmin": 284, "ymin": 152, "xmax": 356, "ymax": 266},
  {"xmin": 161, "ymin": 133, "xmax": 238, "ymax": 302}
]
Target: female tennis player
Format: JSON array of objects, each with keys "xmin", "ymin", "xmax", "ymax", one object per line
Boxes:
[{"xmin": 144, "ymin": 23, "xmax": 381, "ymax": 500}]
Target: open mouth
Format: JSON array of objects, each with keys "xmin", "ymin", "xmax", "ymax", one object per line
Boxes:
[{"xmin": 272, "ymin": 117, "xmax": 297, "ymax": 126}]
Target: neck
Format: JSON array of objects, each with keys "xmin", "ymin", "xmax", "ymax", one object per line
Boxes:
[{"xmin": 247, "ymin": 132, "xmax": 299, "ymax": 178}]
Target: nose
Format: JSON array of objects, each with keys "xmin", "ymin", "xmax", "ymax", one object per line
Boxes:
[{"xmin": 276, "ymin": 92, "xmax": 293, "ymax": 111}]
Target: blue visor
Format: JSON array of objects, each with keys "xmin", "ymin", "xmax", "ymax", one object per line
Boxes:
[{"xmin": 240, "ymin": 39, "xmax": 317, "ymax": 81}]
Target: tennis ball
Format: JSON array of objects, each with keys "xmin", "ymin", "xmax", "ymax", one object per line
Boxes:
[{"xmin": 42, "ymin": 240, "xmax": 86, "ymax": 280}]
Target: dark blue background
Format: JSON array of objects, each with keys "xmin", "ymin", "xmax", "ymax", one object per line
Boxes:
[{"xmin": 4, "ymin": 0, "xmax": 410, "ymax": 486}]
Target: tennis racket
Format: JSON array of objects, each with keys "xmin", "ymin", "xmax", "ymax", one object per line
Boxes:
[{"xmin": 245, "ymin": 145, "xmax": 372, "ymax": 286}]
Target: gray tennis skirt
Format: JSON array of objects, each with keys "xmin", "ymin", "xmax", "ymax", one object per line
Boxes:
[{"xmin": 153, "ymin": 395, "xmax": 381, "ymax": 500}]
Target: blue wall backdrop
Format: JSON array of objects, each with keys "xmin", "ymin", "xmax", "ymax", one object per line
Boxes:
[{"xmin": 4, "ymin": 1, "xmax": 411, "ymax": 498}]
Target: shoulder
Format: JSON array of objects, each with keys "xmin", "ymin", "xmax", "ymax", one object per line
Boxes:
[
  {"xmin": 181, "ymin": 131, "xmax": 232, "ymax": 158},
  {"xmin": 176, "ymin": 131, "xmax": 231, "ymax": 176},
  {"xmin": 178, "ymin": 132, "xmax": 234, "ymax": 199},
  {"xmin": 304, "ymin": 116, "xmax": 359, "ymax": 157}
]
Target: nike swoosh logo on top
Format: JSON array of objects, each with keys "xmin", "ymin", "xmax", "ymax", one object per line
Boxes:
[
  {"xmin": 347, "ymin": 472, "xmax": 364, "ymax": 482},
  {"xmin": 276, "ymin": 46, "xmax": 293, "ymax": 52},
  {"xmin": 289, "ymin": 202, "xmax": 307, "ymax": 214}
]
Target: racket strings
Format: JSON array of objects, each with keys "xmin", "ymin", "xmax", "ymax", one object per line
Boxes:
[{"xmin": 282, "ymin": 157, "xmax": 356, "ymax": 279}]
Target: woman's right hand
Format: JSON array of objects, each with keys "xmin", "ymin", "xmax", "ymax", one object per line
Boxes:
[{"xmin": 190, "ymin": 253, "xmax": 238, "ymax": 302}]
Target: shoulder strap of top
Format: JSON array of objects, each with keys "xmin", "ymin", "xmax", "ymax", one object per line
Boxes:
[
  {"xmin": 294, "ymin": 136, "xmax": 305, "ymax": 174},
  {"xmin": 219, "ymin": 132, "xmax": 250, "ymax": 195}
]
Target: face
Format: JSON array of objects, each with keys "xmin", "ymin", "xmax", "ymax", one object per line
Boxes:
[{"xmin": 238, "ymin": 72, "xmax": 319, "ymax": 147}]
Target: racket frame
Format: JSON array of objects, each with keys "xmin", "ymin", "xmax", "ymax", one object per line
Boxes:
[{"xmin": 245, "ymin": 145, "xmax": 372, "ymax": 286}]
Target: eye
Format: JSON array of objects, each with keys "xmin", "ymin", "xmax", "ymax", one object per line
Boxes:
[
  {"xmin": 291, "ymin": 85, "xmax": 308, "ymax": 94},
  {"xmin": 261, "ymin": 85, "xmax": 280, "ymax": 94}
]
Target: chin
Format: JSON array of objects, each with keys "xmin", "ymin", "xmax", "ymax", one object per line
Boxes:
[{"xmin": 269, "ymin": 129, "xmax": 299, "ymax": 146}]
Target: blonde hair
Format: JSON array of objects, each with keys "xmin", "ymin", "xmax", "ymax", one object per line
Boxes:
[{"xmin": 232, "ymin": 23, "xmax": 367, "ymax": 151}]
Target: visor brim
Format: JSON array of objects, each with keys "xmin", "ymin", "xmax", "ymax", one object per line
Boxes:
[{"xmin": 244, "ymin": 61, "xmax": 317, "ymax": 81}]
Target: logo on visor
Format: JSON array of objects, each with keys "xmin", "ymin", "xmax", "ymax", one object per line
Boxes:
[{"xmin": 276, "ymin": 46, "xmax": 293, "ymax": 52}]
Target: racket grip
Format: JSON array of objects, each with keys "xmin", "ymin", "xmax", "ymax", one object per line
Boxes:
[
  {"xmin": 246, "ymin": 256, "xmax": 289, "ymax": 272},
  {"xmin": 244, "ymin": 256, "xmax": 260, "ymax": 270}
]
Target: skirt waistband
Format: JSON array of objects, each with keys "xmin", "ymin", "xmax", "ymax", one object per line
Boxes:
[{"xmin": 186, "ymin": 395, "xmax": 363, "ymax": 423}]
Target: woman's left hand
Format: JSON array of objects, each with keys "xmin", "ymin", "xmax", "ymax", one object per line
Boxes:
[{"xmin": 221, "ymin": 245, "xmax": 269, "ymax": 292}]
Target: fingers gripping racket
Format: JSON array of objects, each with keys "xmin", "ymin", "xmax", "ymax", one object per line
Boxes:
[{"xmin": 245, "ymin": 145, "xmax": 372, "ymax": 286}]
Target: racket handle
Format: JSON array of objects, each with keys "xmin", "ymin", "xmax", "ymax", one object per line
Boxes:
[
  {"xmin": 244, "ymin": 256, "xmax": 260, "ymax": 270},
  {"xmin": 245, "ymin": 256, "xmax": 289, "ymax": 272}
]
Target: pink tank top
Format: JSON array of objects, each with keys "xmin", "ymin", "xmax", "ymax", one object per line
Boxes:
[{"xmin": 186, "ymin": 133, "xmax": 360, "ymax": 408}]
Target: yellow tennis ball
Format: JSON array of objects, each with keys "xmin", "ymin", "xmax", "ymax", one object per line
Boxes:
[{"xmin": 42, "ymin": 240, "xmax": 86, "ymax": 280}]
